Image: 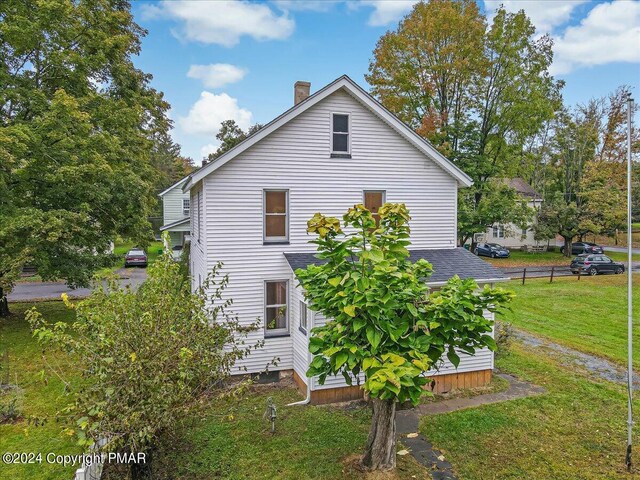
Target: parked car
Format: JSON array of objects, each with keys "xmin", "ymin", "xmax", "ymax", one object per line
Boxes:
[
  {"xmin": 171, "ymin": 245, "xmax": 183, "ymax": 261},
  {"xmin": 570, "ymin": 254, "xmax": 624, "ymax": 276},
  {"xmin": 561, "ymin": 242, "xmax": 604, "ymax": 255},
  {"xmin": 124, "ymin": 248, "xmax": 147, "ymax": 268},
  {"xmin": 474, "ymin": 243, "xmax": 510, "ymax": 258}
]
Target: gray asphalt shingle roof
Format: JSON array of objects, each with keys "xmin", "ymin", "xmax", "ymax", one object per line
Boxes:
[{"xmin": 284, "ymin": 247, "xmax": 507, "ymax": 285}]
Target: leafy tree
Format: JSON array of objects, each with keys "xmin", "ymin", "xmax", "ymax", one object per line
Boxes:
[
  {"xmin": 295, "ymin": 204, "xmax": 512, "ymax": 470},
  {"xmin": 534, "ymin": 192, "xmax": 580, "ymax": 256},
  {"xmin": 367, "ymin": 1, "xmax": 560, "ymax": 245},
  {"xmin": 0, "ymin": 0, "xmax": 172, "ymax": 315},
  {"xmin": 28, "ymin": 248, "xmax": 258, "ymax": 479},
  {"xmin": 206, "ymin": 119, "xmax": 263, "ymax": 162},
  {"xmin": 149, "ymin": 130, "xmax": 194, "ymax": 196}
]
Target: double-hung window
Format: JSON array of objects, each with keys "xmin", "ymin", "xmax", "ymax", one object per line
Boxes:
[
  {"xmin": 332, "ymin": 113, "xmax": 349, "ymax": 154},
  {"xmin": 364, "ymin": 190, "xmax": 386, "ymax": 226},
  {"xmin": 265, "ymin": 280, "xmax": 288, "ymax": 336},
  {"xmin": 264, "ymin": 190, "xmax": 288, "ymax": 243},
  {"xmin": 299, "ymin": 300, "xmax": 312, "ymax": 334},
  {"xmin": 492, "ymin": 224, "xmax": 504, "ymax": 238},
  {"xmin": 182, "ymin": 198, "xmax": 190, "ymax": 216}
]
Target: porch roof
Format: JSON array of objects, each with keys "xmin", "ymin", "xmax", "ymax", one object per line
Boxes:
[{"xmin": 283, "ymin": 247, "xmax": 508, "ymax": 286}]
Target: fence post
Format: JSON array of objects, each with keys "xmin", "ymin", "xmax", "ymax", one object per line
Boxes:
[
  {"xmin": 578, "ymin": 269, "xmax": 581, "ymax": 281},
  {"xmin": 550, "ymin": 266, "xmax": 555, "ymax": 283},
  {"xmin": 522, "ymin": 267, "xmax": 527, "ymax": 285}
]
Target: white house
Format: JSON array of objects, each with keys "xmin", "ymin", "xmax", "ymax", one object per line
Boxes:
[
  {"xmin": 184, "ymin": 76, "xmax": 508, "ymax": 404},
  {"xmin": 486, "ymin": 178, "xmax": 544, "ymax": 249},
  {"xmin": 158, "ymin": 177, "xmax": 191, "ymax": 248}
]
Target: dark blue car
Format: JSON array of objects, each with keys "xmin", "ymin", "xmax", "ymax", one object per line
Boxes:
[{"xmin": 474, "ymin": 243, "xmax": 510, "ymax": 258}]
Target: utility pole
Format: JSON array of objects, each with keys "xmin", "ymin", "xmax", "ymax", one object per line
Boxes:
[{"xmin": 626, "ymin": 94, "xmax": 634, "ymax": 472}]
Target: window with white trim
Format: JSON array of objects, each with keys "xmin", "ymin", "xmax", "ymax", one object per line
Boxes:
[
  {"xmin": 182, "ymin": 198, "xmax": 190, "ymax": 216},
  {"xmin": 265, "ymin": 280, "xmax": 288, "ymax": 336},
  {"xmin": 197, "ymin": 190, "xmax": 202, "ymax": 242},
  {"xmin": 332, "ymin": 113, "xmax": 349, "ymax": 153},
  {"xmin": 492, "ymin": 224, "xmax": 504, "ymax": 238},
  {"xmin": 264, "ymin": 190, "xmax": 288, "ymax": 243},
  {"xmin": 299, "ymin": 300, "xmax": 312, "ymax": 334},
  {"xmin": 364, "ymin": 190, "xmax": 386, "ymax": 226}
]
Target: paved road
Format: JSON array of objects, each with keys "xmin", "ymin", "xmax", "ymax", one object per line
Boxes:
[
  {"xmin": 8, "ymin": 268, "xmax": 148, "ymax": 302},
  {"xmin": 603, "ymin": 246, "xmax": 640, "ymax": 254}
]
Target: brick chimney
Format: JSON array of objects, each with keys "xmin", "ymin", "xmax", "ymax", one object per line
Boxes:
[{"xmin": 294, "ymin": 81, "xmax": 311, "ymax": 105}]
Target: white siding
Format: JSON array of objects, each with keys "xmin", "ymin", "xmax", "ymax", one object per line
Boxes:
[
  {"xmin": 190, "ymin": 183, "xmax": 207, "ymax": 293},
  {"xmin": 162, "ymin": 188, "xmax": 190, "ymax": 225},
  {"xmin": 201, "ymin": 88, "xmax": 474, "ymax": 378}
]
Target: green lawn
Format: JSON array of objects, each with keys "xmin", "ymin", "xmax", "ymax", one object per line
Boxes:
[
  {"xmin": 499, "ymin": 274, "xmax": 640, "ymax": 370},
  {"xmin": 422, "ymin": 343, "xmax": 640, "ymax": 479},
  {"xmin": 0, "ymin": 302, "xmax": 81, "ymax": 480},
  {"xmin": 485, "ymin": 249, "xmax": 640, "ymax": 267},
  {"xmin": 147, "ymin": 386, "xmax": 428, "ymax": 480}
]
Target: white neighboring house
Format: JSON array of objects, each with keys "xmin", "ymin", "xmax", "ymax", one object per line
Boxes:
[
  {"xmin": 184, "ymin": 76, "xmax": 508, "ymax": 404},
  {"xmin": 486, "ymin": 178, "xmax": 544, "ymax": 249},
  {"xmin": 158, "ymin": 177, "xmax": 191, "ymax": 249}
]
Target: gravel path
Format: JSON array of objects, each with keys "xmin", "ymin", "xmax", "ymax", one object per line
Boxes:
[{"xmin": 511, "ymin": 327, "xmax": 640, "ymax": 389}]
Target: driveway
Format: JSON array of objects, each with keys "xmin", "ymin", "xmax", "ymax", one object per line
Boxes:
[{"xmin": 8, "ymin": 268, "xmax": 148, "ymax": 301}]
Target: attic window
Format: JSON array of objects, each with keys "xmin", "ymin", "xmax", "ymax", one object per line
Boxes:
[{"xmin": 332, "ymin": 113, "xmax": 349, "ymax": 154}]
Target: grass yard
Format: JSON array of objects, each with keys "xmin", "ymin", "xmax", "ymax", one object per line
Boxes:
[
  {"xmin": 0, "ymin": 302, "xmax": 81, "ymax": 480},
  {"xmin": 149, "ymin": 385, "xmax": 429, "ymax": 480},
  {"xmin": 485, "ymin": 249, "xmax": 640, "ymax": 267},
  {"xmin": 499, "ymin": 274, "xmax": 640, "ymax": 370},
  {"xmin": 422, "ymin": 343, "xmax": 640, "ymax": 479}
]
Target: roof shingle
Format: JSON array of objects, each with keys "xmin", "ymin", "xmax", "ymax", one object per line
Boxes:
[{"xmin": 284, "ymin": 247, "xmax": 507, "ymax": 285}]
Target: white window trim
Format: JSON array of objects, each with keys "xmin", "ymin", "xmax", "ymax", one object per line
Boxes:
[
  {"xmin": 331, "ymin": 112, "xmax": 351, "ymax": 154},
  {"xmin": 363, "ymin": 190, "xmax": 386, "ymax": 207},
  {"xmin": 492, "ymin": 224, "xmax": 504, "ymax": 238},
  {"xmin": 182, "ymin": 198, "xmax": 190, "ymax": 217},
  {"xmin": 263, "ymin": 189, "xmax": 289, "ymax": 244},
  {"xmin": 264, "ymin": 280, "xmax": 289, "ymax": 337}
]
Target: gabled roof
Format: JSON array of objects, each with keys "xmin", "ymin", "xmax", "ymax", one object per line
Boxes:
[
  {"xmin": 158, "ymin": 177, "xmax": 188, "ymax": 197},
  {"xmin": 502, "ymin": 178, "xmax": 542, "ymax": 200},
  {"xmin": 284, "ymin": 248, "xmax": 507, "ymax": 286},
  {"xmin": 183, "ymin": 75, "xmax": 473, "ymax": 191}
]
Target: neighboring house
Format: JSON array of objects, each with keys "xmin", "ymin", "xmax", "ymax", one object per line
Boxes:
[
  {"xmin": 159, "ymin": 177, "xmax": 191, "ymax": 248},
  {"xmin": 485, "ymin": 178, "xmax": 544, "ymax": 249},
  {"xmin": 184, "ymin": 76, "xmax": 508, "ymax": 404}
]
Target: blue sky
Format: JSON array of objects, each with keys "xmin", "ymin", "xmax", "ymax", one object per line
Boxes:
[{"xmin": 131, "ymin": 1, "xmax": 640, "ymax": 162}]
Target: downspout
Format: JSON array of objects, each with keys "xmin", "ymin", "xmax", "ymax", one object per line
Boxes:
[{"xmin": 287, "ymin": 311, "xmax": 313, "ymax": 407}]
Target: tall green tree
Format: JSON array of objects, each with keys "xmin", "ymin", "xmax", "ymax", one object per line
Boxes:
[
  {"xmin": 296, "ymin": 204, "xmax": 512, "ymax": 470},
  {"xmin": 206, "ymin": 119, "xmax": 263, "ymax": 162},
  {"xmin": 0, "ymin": 0, "xmax": 172, "ymax": 313},
  {"xmin": 367, "ymin": 0, "xmax": 561, "ymax": 246}
]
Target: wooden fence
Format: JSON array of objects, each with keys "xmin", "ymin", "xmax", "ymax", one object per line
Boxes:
[{"xmin": 500, "ymin": 265, "xmax": 583, "ymax": 285}]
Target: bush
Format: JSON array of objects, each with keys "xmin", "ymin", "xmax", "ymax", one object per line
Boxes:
[
  {"xmin": 0, "ymin": 386, "xmax": 23, "ymax": 423},
  {"xmin": 495, "ymin": 321, "xmax": 515, "ymax": 357}
]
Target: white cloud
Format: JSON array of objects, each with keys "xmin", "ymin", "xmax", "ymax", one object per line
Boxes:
[
  {"xmin": 551, "ymin": 1, "xmax": 640, "ymax": 75},
  {"xmin": 483, "ymin": 1, "xmax": 587, "ymax": 35},
  {"xmin": 348, "ymin": 0, "xmax": 417, "ymax": 26},
  {"xmin": 187, "ymin": 64, "xmax": 248, "ymax": 89},
  {"xmin": 273, "ymin": 0, "xmax": 339, "ymax": 12},
  {"xmin": 142, "ymin": 1, "xmax": 294, "ymax": 47},
  {"xmin": 179, "ymin": 91, "xmax": 252, "ymax": 136},
  {"xmin": 200, "ymin": 143, "xmax": 218, "ymax": 159}
]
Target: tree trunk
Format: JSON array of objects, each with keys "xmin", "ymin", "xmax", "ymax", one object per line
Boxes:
[
  {"xmin": 362, "ymin": 397, "xmax": 396, "ymax": 470},
  {"xmin": 562, "ymin": 236, "xmax": 573, "ymax": 257},
  {"xmin": 0, "ymin": 288, "xmax": 9, "ymax": 317}
]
